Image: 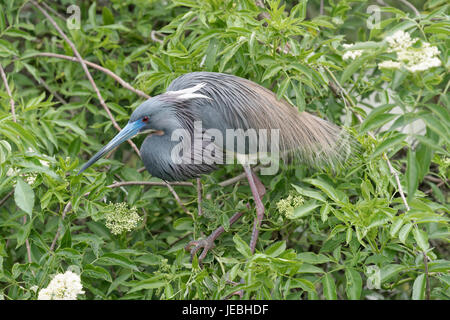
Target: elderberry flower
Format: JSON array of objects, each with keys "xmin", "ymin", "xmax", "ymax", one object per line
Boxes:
[
  {"xmin": 276, "ymin": 193, "xmax": 304, "ymax": 219},
  {"xmin": 38, "ymin": 271, "xmax": 84, "ymax": 300},
  {"xmin": 379, "ymin": 30, "xmax": 441, "ymax": 72},
  {"xmin": 342, "ymin": 44, "xmax": 363, "ymax": 60},
  {"xmin": 104, "ymin": 202, "xmax": 142, "ymax": 235}
]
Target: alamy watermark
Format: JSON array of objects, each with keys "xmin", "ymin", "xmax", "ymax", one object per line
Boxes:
[
  {"xmin": 66, "ymin": 5, "xmax": 80, "ymax": 30},
  {"xmin": 170, "ymin": 121, "xmax": 280, "ymax": 175}
]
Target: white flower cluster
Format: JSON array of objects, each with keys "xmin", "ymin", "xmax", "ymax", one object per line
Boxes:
[
  {"xmin": 38, "ymin": 271, "xmax": 85, "ymax": 300},
  {"xmin": 276, "ymin": 193, "xmax": 304, "ymax": 219},
  {"xmin": 342, "ymin": 44, "xmax": 363, "ymax": 60},
  {"xmin": 105, "ymin": 202, "xmax": 142, "ymax": 235},
  {"xmin": 379, "ymin": 30, "xmax": 441, "ymax": 72}
]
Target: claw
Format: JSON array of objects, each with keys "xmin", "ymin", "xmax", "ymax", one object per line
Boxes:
[{"xmin": 185, "ymin": 237, "xmax": 215, "ymax": 264}]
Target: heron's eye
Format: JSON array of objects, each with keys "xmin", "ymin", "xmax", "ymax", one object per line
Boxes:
[{"xmin": 142, "ymin": 116, "xmax": 149, "ymax": 122}]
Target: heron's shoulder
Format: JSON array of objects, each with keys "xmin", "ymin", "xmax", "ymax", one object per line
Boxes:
[{"xmin": 167, "ymin": 72, "xmax": 248, "ymax": 91}]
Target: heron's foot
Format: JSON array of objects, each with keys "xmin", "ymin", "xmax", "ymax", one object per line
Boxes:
[
  {"xmin": 185, "ymin": 236, "xmax": 216, "ymax": 264},
  {"xmin": 185, "ymin": 211, "xmax": 245, "ymax": 264}
]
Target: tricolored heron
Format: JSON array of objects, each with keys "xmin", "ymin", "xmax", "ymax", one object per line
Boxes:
[{"xmin": 78, "ymin": 72, "xmax": 351, "ymax": 262}]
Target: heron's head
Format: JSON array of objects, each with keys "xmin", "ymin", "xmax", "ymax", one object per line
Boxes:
[{"xmin": 77, "ymin": 83, "xmax": 210, "ymax": 175}]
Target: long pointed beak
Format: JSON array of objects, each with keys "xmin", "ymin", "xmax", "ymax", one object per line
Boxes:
[{"xmin": 78, "ymin": 121, "xmax": 143, "ymax": 175}]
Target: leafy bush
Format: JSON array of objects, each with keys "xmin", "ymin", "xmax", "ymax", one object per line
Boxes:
[{"xmin": 0, "ymin": 0, "xmax": 448, "ymax": 300}]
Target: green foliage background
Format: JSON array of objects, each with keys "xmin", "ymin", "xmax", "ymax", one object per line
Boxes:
[{"xmin": 0, "ymin": 0, "xmax": 448, "ymax": 300}]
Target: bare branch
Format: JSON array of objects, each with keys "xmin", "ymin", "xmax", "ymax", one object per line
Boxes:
[
  {"xmin": 164, "ymin": 181, "xmax": 192, "ymax": 216},
  {"xmin": 0, "ymin": 64, "xmax": 16, "ymax": 122},
  {"xmin": 29, "ymin": 52, "xmax": 150, "ymax": 100}
]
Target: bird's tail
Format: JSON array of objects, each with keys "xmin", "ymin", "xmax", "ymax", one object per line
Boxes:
[{"xmin": 281, "ymin": 111, "xmax": 355, "ymax": 170}]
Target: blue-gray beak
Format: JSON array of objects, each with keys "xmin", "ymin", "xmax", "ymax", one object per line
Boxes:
[{"xmin": 78, "ymin": 121, "xmax": 143, "ymax": 175}]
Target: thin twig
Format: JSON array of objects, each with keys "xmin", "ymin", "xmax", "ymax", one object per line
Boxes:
[
  {"xmin": 0, "ymin": 190, "xmax": 14, "ymax": 208},
  {"xmin": 28, "ymin": 52, "xmax": 150, "ymax": 99},
  {"xmin": 219, "ymin": 165, "xmax": 261, "ymax": 187},
  {"xmin": 36, "ymin": 75, "xmax": 68, "ymax": 105},
  {"xmin": 0, "ymin": 64, "xmax": 16, "ymax": 122},
  {"xmin": 50, "ymin": 201, "xmax": 72, "ymax": 251},
  {"xmin": 164, "ymin": 181, "xmax": 191, "ymax": 216},
  {"xmin": 30, "ymin": 1, "xmax": 140, "ymax": 156}
]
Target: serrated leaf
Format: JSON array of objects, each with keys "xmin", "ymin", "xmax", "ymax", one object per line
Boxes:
[
  {"xmin": 290, "ymin": 201, "xmax": 319, "ymax": 219},
  {"xmin": 129, "ymin": 276, "xmax": 166, "ymax": 293},
  {"xmin": 233, "ymin": 234, "xmax": 252, "ymax": 258},
  {"xmin": 412, "ymin": 274, "xmax": 426, "ymax": 300},
  {"xmin": 399, "ymin": 222, "xmax": 413, "ymax": 243},
  {"xmin": 413, "ymin": 227, "xmax": 429, "ymax": 251},
  {"xmin": 345, "ymin": 268, "xmax": 362, "ymax": 300},
  {"xmin": 406, "ymin": 149, "xmax": 419, "ymax": 202},
  {"xmin": 83, "ymin": 264, "xmax": 112, "ymax": 282},
  {"xmin": 322, "ymin": 273, "xmax": 337, "ymax": 300},
  {"xmin": 264, "ymin": 241, "xmax": 286, "ymax": 257},
  {"xmin": 14, "ymin": 178, "xmax": 34, "ymax": 217},
  {"xmin": 96, "ymin": 253, "xmax": 139, "ymax": 271}
]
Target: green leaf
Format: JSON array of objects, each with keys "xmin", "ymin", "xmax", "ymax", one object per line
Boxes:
[
  {"xmin": 96, "ymin": 253, "xmax": 139, "ymax": 271},
  {"xmin": 380, "ymin": 264, "xmax": 405, "ymax": 283},
  {"xmin": 413, "ymin": 227, "xmax": 429, "ymax": 251},
  {"xmin": 102, "ymin": 7, "xmax": 115, "ymax": 25},
  {"xmin": 412, "ymin": 274, "xmax": 426, "ymax": 300},
  {"xmin": 361, "ymin": 113, "xmax": 398, "ymax": 133},
  {"xmin": 173, "ymin": 217, "xmax": 192, "ymax": 231},
  {"xmin": 406, "ymin": 149, "xmax": 419, "ymax": 202},
  {"xmin": 370, "ymin": 134, "xmax": 406, "ymax": 159},
  {"xmin": 341, "ymin": 55, "xmax": 369, "ymax": 84},
  {"xmin": 129, "ymin": 275, "xmax": 166, "ymax": 293},
  {"xmin": 83, "ymin": 264, "xmax": 112, "ymax": 282},
  {"xmin": 264, "ymin": 241, "xmax": 286, "ymax": 257},
  {"xmin": 61, "ymin": 226, "xmax": 72, "ymax": 248},
  {"xmin": 322, "ymin": 273, "xmax": 337, "ymax": 300},
  {"xmin": 233, "ymin": 234, "xmax": 252, "ymax": 258},
  {"xmin": 290, "ymin": 278, "xmax": 315, "ymax": 292},
  {"xmin": 297, "ymin": 252, "xmax": 331, "ymax": 264},
  {"xmin": 14, "ymin": 178, "xmax": 34, "ymax": 217},
  {"xmin": 399, "ymin": 223, "xmax": 413, "ymax": 243},
  {"xmin": 345, "ymin": 268, "xmax": 362, "ymax": 300},
  {"xmin": 290, "ymin": 201, "xmax": 319, "ymax": 219},
  {"xmin": 304, "ymin": 178, "xmax": 346, "ymax": 203}
]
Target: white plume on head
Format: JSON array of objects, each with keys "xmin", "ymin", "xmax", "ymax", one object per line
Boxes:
[{"xmin": 166, "ymin": 82, "xmax": 211, "ymax": 100}]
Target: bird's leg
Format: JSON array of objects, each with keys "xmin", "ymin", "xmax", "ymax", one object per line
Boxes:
[
  {"xmin": 185, "ymin": 211, "xmax": 245, "ymax": 263},
  {"xmin": 243, "ymin": 164, "xmax": 266, "ymax": 254}
]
